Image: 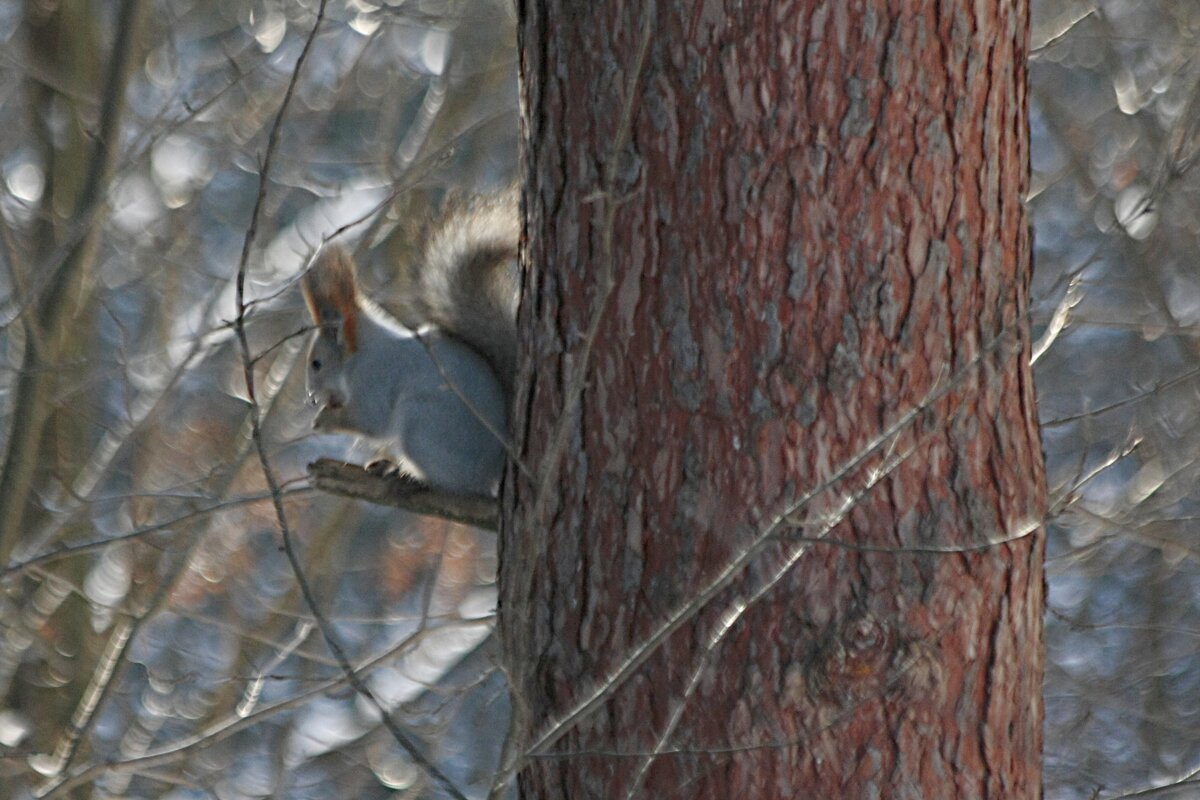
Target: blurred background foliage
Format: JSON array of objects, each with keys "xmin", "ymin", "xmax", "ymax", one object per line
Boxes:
[
  {"xmin": 0, "ymin": 0, "xmax": 1198, "ymax": 798},
  {"xmin": 1032, "ymin": 3, "xmax": 1200, "ymax": 797},
  {"xmin": 0, "ymin": 1, "xmax": 515, "ymax": 797}
]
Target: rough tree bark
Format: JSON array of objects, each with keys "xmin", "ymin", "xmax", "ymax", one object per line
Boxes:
[{"xmin": 502, "ymin": 1, "xmax": 1043, "ymax": 798}]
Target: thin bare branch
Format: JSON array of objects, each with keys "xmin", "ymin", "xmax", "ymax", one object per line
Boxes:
[
  {"xmin": 227, "ymin": 5, "xmax": 469, "ymax": 799},
  {"xmin": 0, "ymin": 486, "xmax": 311, "ymax": 580},
  {"xmin": 0, "ymin": 0, "xmax": 149, "ymax": 563},
  {"xmin": 37, "ymin": 621, "xmax": 493, "ymax": 798},
  {"xmin": 308, "ymin": 459, "xmax": 498, "ymax": 529},
  {"xmin": 489, "ymin": 321, "xmax": 1031, "ymax": 796}
]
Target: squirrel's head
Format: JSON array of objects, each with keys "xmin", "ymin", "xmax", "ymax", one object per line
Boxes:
[{"xmin": 302, "ymin": 246, "xmax": 361, "ymax": 431}]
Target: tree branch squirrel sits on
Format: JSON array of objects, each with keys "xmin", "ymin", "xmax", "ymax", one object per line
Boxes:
[{"xmin": 301, "ymin": 191, "xmax": 518, "ymax": 496}]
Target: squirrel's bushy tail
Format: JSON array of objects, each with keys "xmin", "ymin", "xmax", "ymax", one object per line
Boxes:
[{"xmin": 404, "ymin": 189, "xmax": 519, "ymax": 393}]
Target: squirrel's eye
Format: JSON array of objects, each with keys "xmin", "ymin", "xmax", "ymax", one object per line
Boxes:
[{"xmin": 311, "ymin": 359, "xmax": 322, "ymax": 371}]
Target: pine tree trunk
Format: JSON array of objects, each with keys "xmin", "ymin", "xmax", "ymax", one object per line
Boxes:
[{"xmin": 502, "ymin": 1, "xmax": 1044, "ymax": 797}]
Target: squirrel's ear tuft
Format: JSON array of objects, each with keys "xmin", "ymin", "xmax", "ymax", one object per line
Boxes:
[{"xmin": 302, "ymin": 246, "xmax": 360, "ymax": 352}]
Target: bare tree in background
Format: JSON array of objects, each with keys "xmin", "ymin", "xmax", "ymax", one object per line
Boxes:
[
  {"xmin": 500, "ymin": 0, "xmax": 1043, "ymax": 797},
  {"xmin": 1032, "ymin": 3, "xmax": 1200, "ymax": 797},
  {"xmin": 0, "ymin": 2, "xmax": 517, "ymax": 797}
]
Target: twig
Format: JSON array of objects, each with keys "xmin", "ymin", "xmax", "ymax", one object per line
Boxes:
[
  {"xmin": 489, "ymin": 322, "xmax": 1031, "ymax": 797},
  {"xmin": 37, "ymin": 620, "xmax": 492, "ymax": 797},
  {"xmin": 308, "ymin": 459, "xmax": 498, "ymax": 530},
  {"xmin": 0, "ymin": 0, "xmax": 148, "ymax": 564},
  {"xmin": 228, "ymin": 5, "xmax": 468, "ymax": 799},
  {"xmin": 0, "ymin": 487, "xmax": 312, "ymax": 581}
]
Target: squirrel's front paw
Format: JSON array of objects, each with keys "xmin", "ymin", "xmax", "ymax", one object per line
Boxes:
[
  {"xmin": 365, "ymin": 458, "xmax": 401, "ymax": 478},
  {"xmin": 364, "ymin": 459, "xmax": 425, "ymax": 497}
]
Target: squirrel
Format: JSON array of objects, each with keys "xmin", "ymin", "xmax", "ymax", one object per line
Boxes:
[{"xmin": 300, "ymin": 191, "xmax": 518, "ymax": 496}]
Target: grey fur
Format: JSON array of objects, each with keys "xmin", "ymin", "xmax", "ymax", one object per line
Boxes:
[{"xmin": 303, "ymin": 192, "xmax": 518, "ymax": 496}]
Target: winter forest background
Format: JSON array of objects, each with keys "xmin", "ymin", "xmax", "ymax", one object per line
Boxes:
[{"xmin": 0, "ymin": 0, "xmax": 1194, "ymax": 797}]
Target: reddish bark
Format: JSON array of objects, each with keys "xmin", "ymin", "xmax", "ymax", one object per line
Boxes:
[{"xmin": 502, "ymin": 1, "xmax": 1043, "ymax": 798}]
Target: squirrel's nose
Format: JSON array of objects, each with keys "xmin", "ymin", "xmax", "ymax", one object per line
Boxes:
[{"xmin": 308, "ymin": 391, "xmax": 344, "ymax": 410}]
